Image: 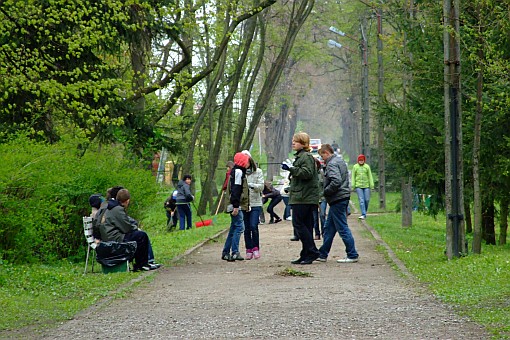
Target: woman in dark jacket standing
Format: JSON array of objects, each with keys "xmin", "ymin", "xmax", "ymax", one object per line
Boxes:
[
  {"xmin": 176, "ymin": 174, "xmax": 194, "ymax": 230},
  {"xmin": 281, "ymin": 132, "xmax": 320, "ymax": 264}
]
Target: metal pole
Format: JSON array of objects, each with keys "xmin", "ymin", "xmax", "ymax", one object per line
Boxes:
[
  {"xmin": 377, "ymin": 8, "xmax": 386, "ymax": 209},
  {"xmin": 360, "ymin": 16, "xmax": 370, "ymax": 161}
]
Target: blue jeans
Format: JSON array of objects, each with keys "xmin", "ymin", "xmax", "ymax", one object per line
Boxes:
[
  {"xmin": 319, "ymin": 199, "xmax": 358, "ymax": 260},
  {"xmin": 243, "ymin": 207, "xmax": 261, "ymax": 250},
  {"xmin": 177, "ymin": 203, "xmax": 192, "ymax": 230},
  {"xmin": 319, "ymin": 200, "xmax": 327, "ymax": 235},
  {"xmin": 356, "ymin": 187, "xmax": 371, "ymax": 217},
  {"xmin": 282, "ymin": 196, "xmax": 291, "ymax": 219},
  {"xmin": 223, "ymin": 210, "xmax": 245, "ymax": 255},
  {"xmin": 148, "ymin": 241, "xmax": 155, "ymax": 263}
]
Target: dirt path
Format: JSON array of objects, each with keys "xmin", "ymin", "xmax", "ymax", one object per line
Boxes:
[{"xmin": 34, "ymin": 212, "xmax": 488, "ymax": 339}]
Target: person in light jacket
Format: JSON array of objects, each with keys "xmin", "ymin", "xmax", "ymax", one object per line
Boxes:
[
  {"xmin": 242, "ymin": 150, "xmax": 264, "ymax": 260},
  {"xmin": 351, "ymin": 154, "xmax": 374, "ymax": 220}
]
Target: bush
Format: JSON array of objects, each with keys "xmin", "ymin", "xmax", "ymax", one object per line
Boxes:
[{"xmin": 0, "ymin": 135, "xmax": 159, "ymax": 264}]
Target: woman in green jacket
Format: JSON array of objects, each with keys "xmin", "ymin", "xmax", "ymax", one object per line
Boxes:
[
  {"xmin": 351, "ymin": 154, "xmax": 374, "ymax": 220},
  {"xmin": 281, "ymin": 132, "xmax": 320, "ymax": 265}
]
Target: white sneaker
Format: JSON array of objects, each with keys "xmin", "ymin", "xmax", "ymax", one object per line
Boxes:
[
  {"xmin": 337, "ymin": 257, "xmax": 359, "ymax": 263},
  {"xmin": 285, "ymin": 217, "xmax": 292, "ymax": 221},
  {"xmin": 358, "ymin": 215, "xmax": 365, "ymax": 220}
]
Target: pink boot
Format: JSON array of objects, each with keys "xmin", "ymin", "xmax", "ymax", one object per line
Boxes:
[
  {"xmin": 245, "ymin": 249, "xmax": 253, "ymax": 260},
  {"xmin": 253, "ymin": 247, "xmax": 260, "ymax": 259}
]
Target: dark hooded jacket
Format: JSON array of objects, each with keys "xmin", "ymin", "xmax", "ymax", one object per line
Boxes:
[
  {"xmin": 176, "ymin": 180, "xmax": 193, "ymax": 204},
  {"xmin": 96, "ymin": 200, "xmax": 138, "ymax": 243},
  {"xmin": 287, "ymin": 149, "xmax": 320, "ymax": 205},
  {"xmin": 322, "ymin": 154, "xmax": 350, "ymax": 204},
  {"xmin": 227, "ymin": 165, "xmax": 249, "ymax": 210}
]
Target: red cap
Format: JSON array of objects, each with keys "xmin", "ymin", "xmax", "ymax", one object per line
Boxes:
[{"xmin": 357, "ymin": 154, "xmax": 366, "ymax": 162}]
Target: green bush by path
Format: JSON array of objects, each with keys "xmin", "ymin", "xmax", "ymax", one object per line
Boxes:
[
  {"xmin": 369, "ymin": 212, "xmax": 510, "ymax": 339},
  {"xmin": 0, "ymin": 135, "xmax": 158, "ymax": 264}
]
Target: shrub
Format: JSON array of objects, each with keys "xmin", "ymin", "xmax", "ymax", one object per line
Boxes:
[{"xmin": 0, "ymin": 135, "xmax": 159, "ymax": 264}]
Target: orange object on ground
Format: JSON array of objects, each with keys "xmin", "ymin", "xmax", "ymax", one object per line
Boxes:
[{"xmin": 195, "ymin": 219, "xmax": 213, "ymax": 228}]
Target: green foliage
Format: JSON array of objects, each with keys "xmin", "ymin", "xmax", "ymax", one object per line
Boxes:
[
  {"xmin": 0, "ymin": 0, "xmax": 133, "ymax": 142},
  {"xmin": 0, "ymin": 134, "xmax": 158, "ymax": 264},
  {"xmin": 370, "ymin": 212, "xmax": 510, "ymax": 338}
]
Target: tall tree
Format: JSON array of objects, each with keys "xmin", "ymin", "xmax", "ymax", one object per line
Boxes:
[{"xmin": 241, "ymin": 0, "xmax": 315, "ymax": 150}]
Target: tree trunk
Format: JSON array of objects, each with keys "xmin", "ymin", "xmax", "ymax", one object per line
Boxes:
[
  {"xmin": 464, "ymin": 200, "xmax": 472, "ymax": 234},
  {"xmin": 482, "ymin": 200, "xmax": 496, "ymax": 245},
  {"xmin": 198, "ymin": 14, "xmax": 257, "ymax": 215},
  {"xmin": 499, "ymin": 197, "xmax": 508, "ymax": 245},
  {"xmin": 241, "ymin": 0, "xmax": 315, "ymax": 150},
  {"xmin": 472, "ymin": 28, "xmax": 484, "ymax": 253},
  {"xmin": 264, "ymin": 61, "xmax": 298, "ymax": 182},
  {"xmin": 264, "ymin": 100, "xmax": 298, "ymax": 181},
  {"xmin": 401, "ymin": 177, "xmax": 412, "ymax": 228},
  {"xmin": 232, "ymin": 15, "xmax": 258, "ymax": 151},
  {"xmin": 443, "ymin": 0, "xmax": 466, "ymax": 258}
]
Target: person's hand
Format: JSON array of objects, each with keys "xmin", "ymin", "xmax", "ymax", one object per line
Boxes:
[
  {"xmin": 281, "ymin": 159, "xmax": 293, "ymax": 171},
  {"xmin": 232, "ymin": 207, "xmax": 239, "ymax": 216}
]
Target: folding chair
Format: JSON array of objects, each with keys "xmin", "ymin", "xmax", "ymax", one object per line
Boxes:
[{"xmin": 83, "ymin": 216, "xmax": 97, "ymax": 274}]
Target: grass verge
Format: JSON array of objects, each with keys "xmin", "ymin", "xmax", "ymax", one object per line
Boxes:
[
  {"xmin": 369, "ymin": 212, "xmax": 510, "ymax": 339},
  {"xmin": 0, "ymin": 189, "xmax": 230, "ymax": 333}
]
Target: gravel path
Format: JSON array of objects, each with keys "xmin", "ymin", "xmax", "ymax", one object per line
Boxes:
[{"xmin": 32, "ymin": 212, "xmax": 488, "ymax": 339}]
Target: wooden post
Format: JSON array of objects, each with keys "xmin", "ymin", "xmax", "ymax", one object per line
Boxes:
[{"xmin": 444, "ymin": 0, "xmax": 466, "ymax": 258}]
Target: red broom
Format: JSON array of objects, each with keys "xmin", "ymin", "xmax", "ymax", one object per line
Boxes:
[{"xmin": 193, "ymin": 201, "xmax": 213, "ymax": 227}]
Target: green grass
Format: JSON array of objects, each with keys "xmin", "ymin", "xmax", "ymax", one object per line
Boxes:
[
  {"xmin": 276, "ymin": 267, "xmax": 313, "ymax": 277},
  {"xmin": 349, "ymin": 190, "xmax": 401, "ymax": 214},
  {"xmin": 0, "ymin": 188, "xmax": 230, "ymax": 333},
  {"xmin": 366, "ymin": 191, "xmax": 401, "ymax": 213},
  {"xmin": 369, "ymin": 212, "xmax": 510, "ymax": 339}
]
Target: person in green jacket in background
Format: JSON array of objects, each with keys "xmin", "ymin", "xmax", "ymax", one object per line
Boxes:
[
  {"xmin": 281, "ymin": 132, "xmax": 320, "ymax": 265},
  {"xmin": 351, "ymin": 154, "xmax": 374, "ymax": 220}
]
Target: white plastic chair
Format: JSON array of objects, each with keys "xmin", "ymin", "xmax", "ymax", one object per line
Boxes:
[{"xmin": 83, "ymin": 216, "xmax": 97, "ymax": 274}]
